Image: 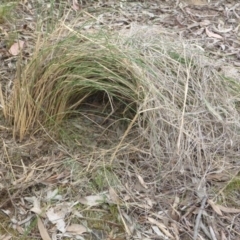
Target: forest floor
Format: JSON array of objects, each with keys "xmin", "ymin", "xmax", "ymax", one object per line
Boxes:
[{"xmin": 0, "ymin": 0, "xmax": 240, "ymax": 240}]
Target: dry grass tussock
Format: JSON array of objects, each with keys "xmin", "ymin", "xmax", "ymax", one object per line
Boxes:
[
  {"xmin": 4, "ymin": 20, "xmax": 240, "ymax": 238},
  {"xmin": 7, "ymin": 22, "xmax": 240, "ymax": 172}
]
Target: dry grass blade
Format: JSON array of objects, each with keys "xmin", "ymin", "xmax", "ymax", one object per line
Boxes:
[{"xmin": 0, "ymin": 83, "xmax": 6, "ymax": 118}]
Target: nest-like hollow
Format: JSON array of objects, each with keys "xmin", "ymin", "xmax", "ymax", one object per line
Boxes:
[{"xmin": 69, "ymin": 91, "xmax": 136, "ymax": 121}]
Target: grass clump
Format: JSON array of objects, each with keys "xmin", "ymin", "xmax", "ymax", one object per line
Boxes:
[
  {"xmin": 8, "ymin": 28, "xmax": 142, "ymax": 140},
  {"xmin": 6, "ymin": 21, "xmax": 240, "ymax": 170}
]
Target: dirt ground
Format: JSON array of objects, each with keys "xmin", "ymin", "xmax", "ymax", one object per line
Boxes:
[{"xmin": 1, "ymin": 0, "xmax": 240, "ymax": 240}]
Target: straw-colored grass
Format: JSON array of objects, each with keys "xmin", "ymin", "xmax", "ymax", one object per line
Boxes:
[{"xmin": 8, "ymin": 28, "xmax": 143, "ymax": 140}]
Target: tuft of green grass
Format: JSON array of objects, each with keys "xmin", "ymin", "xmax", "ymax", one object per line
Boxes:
[
  {"xmin": 0, "ymin": 2, "xmax": 17, "ymax": 24},
  {"xmin": 222, "ymin": 176, "xmax": 240, "ymax": 207}
]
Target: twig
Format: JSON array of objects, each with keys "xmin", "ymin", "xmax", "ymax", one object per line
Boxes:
[
  {"xmin": 193, "ymin": 196, "xmax": 207, "ymax": 240},
  {"xmin": 2, "ymin": 140, "xmax": 16, "ymax": 181},
  {"xmin": 209, "ymin": 226, "xmax": 217, "ymax": 240}
]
